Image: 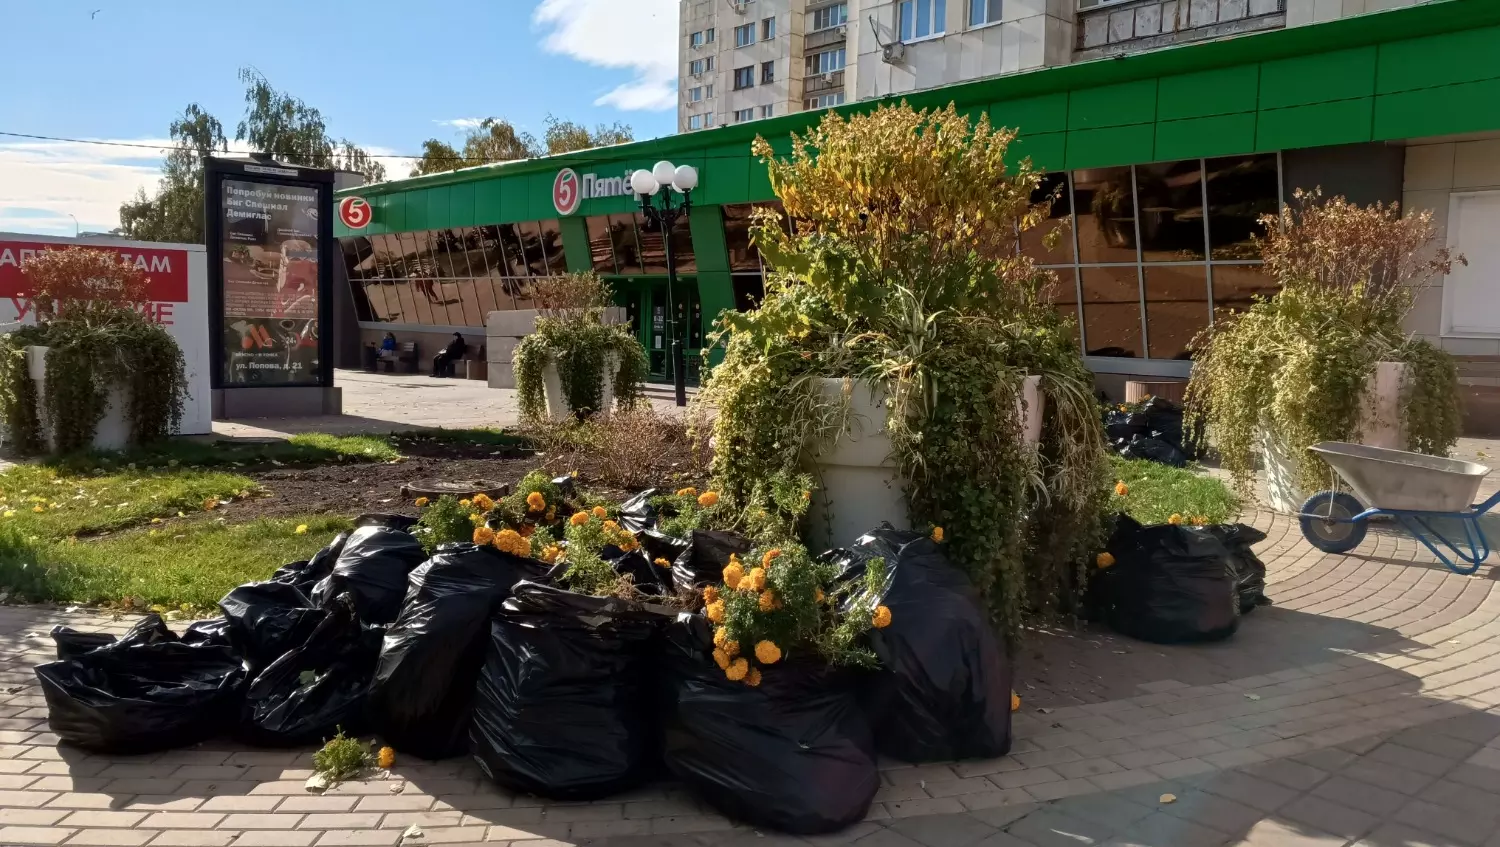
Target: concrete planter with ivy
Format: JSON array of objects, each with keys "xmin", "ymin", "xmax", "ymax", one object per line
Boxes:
[
  {"xmin": 511, "ymin": 274, "xmax": 648, "ymax": 423},
  {"xmin": 26, "ymin": 345, "xmax": 133, "ymax": 452}
]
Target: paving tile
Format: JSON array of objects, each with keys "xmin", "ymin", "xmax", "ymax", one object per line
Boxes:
[
  {"xmin": 1277, "ymin": 795, "xmax": 1379, "ymax": 841},
  {"xmin": 888, "ymin": 812, "xmax": 997, "ymax": 847},
  {"xmin": 1348, "ymin": 822, "xmax": 1455, "ymax": 847},
  {"xmin": 1004, "ymin": 810, "xmax": 1117, "ymax": 847},
  {"xmin": 1048, "ymin": 794, "xmax": 1154, "ymax": 830},
  {"xmin": 884, "ymin": 798, "xmax": 966, "ymax": 819},
  {"xmin": 65, "ymin": 829, "xmax": 160, "ymax": 846},
  {"xmin": 0, "ymin": 826, "xmax": 75, "ymax": 846},
  {"xmin": 1022, "ymin": 778, "xmax": 1097, "ymax": 803},
  {"xmin": 1393, "ymin": 798, "xmax": 1500, "ymax": 845},
  {"xmin": 1157, "ymin": 790, "xmax": 1265, "ymax": 835},
  {"xmin": 1194, "ymin": 771, "xmax": 1299, "ymax": 814},
  {"xmin": 1227, "ymin": 818, "xmax": 1347, "ymax": 847},
  {"xmin": 1310, "ymin": 774, "xmax": 1411, "ymax": 817},
  {"xmin": 56, "ymin": 811, "xmax": 147, "ymax": 828},
  {"xmin": 1108, "ymin": 811, "xmax": 1229, "ymax": 847},
  {"xmin": 988, "ymin": 768, "xmax": 1062, "ymax": 790},
  {"xmin": 297, "ymin": 813, "xmax": 385, "ymax": 830},
  {"xmin": 1339, "ymin": 758, "xmax": 1440, "ymax": 796},
  {"xmin": 1366, "ymin": 742, "xmax": 1463, "ymax": 778},
  {"xmin": 1243, "ymin": 759, "xmax": 1329, "ymax": 792}
]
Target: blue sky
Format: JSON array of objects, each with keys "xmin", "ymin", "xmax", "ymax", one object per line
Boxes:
[{"xmin": 0, "ymin": 0, "xmax": 678, "ymax": 236}]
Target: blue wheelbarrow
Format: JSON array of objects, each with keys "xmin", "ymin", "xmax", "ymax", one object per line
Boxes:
[{"xmin": 1299, "ymin": 442, "xmax": 1500, "ymax": 575}]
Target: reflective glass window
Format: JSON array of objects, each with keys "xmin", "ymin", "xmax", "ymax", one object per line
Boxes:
[
  {"xmin": 1144, "ymin": 265, "xmax": 1209, "ymax": 360},
  {"xmin": 409, "ymin": 231, "xmax": 437, "ymax": 279},
  {"xmin": 1046, "ymin": 268, "xmax": 1081, "ymax": 347},
  {"xmin": 670, "ymin": 214, "xmax": 696, "ymax": 274},
  {"xmin": 492, "ymin": 278, "xmax": 520, "ymax": 312},
  {"xmin": 408, "ymin": 279, "xmax": 437, "ymax": 325},
  {"xmin": 451, "ymin": 278, "xmax": 483, "ymax": 326},
  {"xmin": 723, "ymin": 204, "xmax": 759, "ymax": 271},
  {"xmin": 1212, "ymin": 264, "xmax": 1278, "ymax": 323},
  {"xmin": 1207, "ymin": 154, "xmax": 1280, "ymax": 260},
  {"xmin": 1080, "ymin": 266, "xmax": 1142, "ymax": 357},
  {"xmin": 538, "ymin": 219, "xmax": 569, "ymax": 275},
  {"xmin": 1073, "ymin": 167, "xmax": 1137, "ymax": 264},
  {"xmin": 390, "ymin": 278, "xmax": 418, "ymax": 324},
  {"xmin": 513, "ymin": 221, "xmax": 546, "ymax": 276},
  {"xmin": 638, "ymin": 213, "xmax": 668, "ymax": 275},
  {"xmin": 586, "ymin": 216, "xmax": 617, "ymax": 274},
  {"xmin": 1135, "ymin": 161, "xmax": 1206, "ymax": 262},
  {"xmin": 611, "ymin": 214, "xmax": 644, "ymax": 274},
  {"xmin": 1022, "ymin": 173, "xmax": 1073, "ymax": 265},
  {"xmin": 369, "ymin": 234, "xmax": 405, "ymax": 279}
]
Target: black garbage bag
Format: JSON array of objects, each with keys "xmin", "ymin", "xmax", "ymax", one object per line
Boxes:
[
  {"xmin": 638, "ymin": 529, "xmax": 688, "ymax": 569},
  {"xmin": 355, "ymin": 513, "xmax": 419, "ymax": 531},
  {"xmin": 220, "ymin": 582, "xmax": 327, "ymax": 676},
  {"xmin": 51, "ymin": 614, "xmax": 177, "ymax": 660},
  {"xmin": 368, "ymin": 544, "xmax": 548, "ymax": 760},
  {"xmin": 671, "ymin": 530, "xmax": 752, "ymax": 594},
  {"xmin": 618, "ymin": 489, "xmax": 658, "ymax": 534},
  {"xmin": 181, "ymin": 618, "xmax": 233, "ymax": 649},
  {"xmin": 832, "ymin": 527, "xmax": 1013, "ymax": 763},
  {"xmin": 470, "ymin": 582, "xmax": 660, "ymax": 800},
  {"xmin": 272, "ymin": 531, "xmax": 349, "ymax": 592},
  {"xmin": 1202, "ymin": 524, "xmax": 1270, "ymax": 613},
  {"xmin": 1093, "ymin": 515, "xmax": 1239, "ymax": 644},
  {"xmin": 311, "ymin": 526, "xmax": 426, "ymax": 624},
  {"xmin": 551, "ymin": 474, "xmax": 577, "ymax": 498},
  {"xmin": 1104, "ymin": 411, "xmax": 1152, "ymax": 443},
  {"xmin": 1119, "ymin": 436, "xmax": 1188, "ymax": 468},
  {"xmin": 605, "ymin": 546, "xmax": 672, "ymax": 596},
  {"xmin": 238, "ymin": 596, "xmax": 383, "ymax": 747},
  {"xmin": 660, "ymin": 614, "xmax": 878, "ymax": 834},
  {"xmin": 36, "ymin": 633, "xmax": 244, "ymax": 753}
]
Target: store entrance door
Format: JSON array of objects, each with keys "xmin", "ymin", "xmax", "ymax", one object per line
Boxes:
[{"xmin": 646, "ymin": 279, "xmax": 703, "ymax": 385}]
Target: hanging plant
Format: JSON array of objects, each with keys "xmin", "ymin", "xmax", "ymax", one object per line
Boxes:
[
  {"xmin": 0, "ymin": 248, "xmax": 188, "ymax": 454},
  {"xmin": 1187, "ymin": 189, "xmax": 1464, "ymax": 497},
  {"xmin": 513, "ymin": 273, "xmax": 647, "ymax": 421}
]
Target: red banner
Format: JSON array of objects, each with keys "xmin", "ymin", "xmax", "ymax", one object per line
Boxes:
[{"xmin": 0, "ymin": 239, "xmax": 189, "ymax": 303}]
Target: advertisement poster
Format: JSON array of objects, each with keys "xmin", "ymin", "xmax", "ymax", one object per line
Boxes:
[{"xmin": 219, "ymin": 178, "xmax": 321, "ymax": 385}]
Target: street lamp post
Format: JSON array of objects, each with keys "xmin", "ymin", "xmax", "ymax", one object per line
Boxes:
[{"xmin": 630, "ymin": 161, "xmax": 698, "ymax": 407}]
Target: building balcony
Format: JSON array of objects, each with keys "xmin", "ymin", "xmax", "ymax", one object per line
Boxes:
[
  {"xmin": 805, "ymin": 26, "xmax": 848, "ymax": 51},
  {"xmin": 1077, "ymin": 0, "xmax": 1285, "ymax": 59},
  {"xmin": 804, "ymin": 70, "xmax": 845, "ymax": 95}
]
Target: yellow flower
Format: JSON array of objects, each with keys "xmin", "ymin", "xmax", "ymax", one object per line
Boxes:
[
  {"xmin": 1114, "ymin": 481, "xmax": 1129, "ymax": 497},
  {"xmin": 654, "ymin": 557, "xmax": 672, "ymax": 569},
  {"xmin": 469, "ymin": 513, "xmax": 484, "ymax": 526},
  {"xmin": 713, "ymin": 627, "xmax": 729, "ymax": 649},
  {"xmin": 758, "ymin": 590, "xmax": 777, "ymax": 612},
  {"xmin": 474, "ymin": 526, "xmax": 496, "ymax": 545},
  {"xmin": 931, "ymin": 526, "xmax": 944, "ymax": 543},
  {"xmin": 1168, "ymin": 513, "xmax": 1184, "ymax": 526},
  {"xmin": 592, "ymin": 506, "xmax": 608, "ymax": 519},
  {"xmin": 725, "ymin": 657, "xmax": 749, "ymax": 682},
  {"xmin": 747, "ymin": 567, "xmax": 767, "ymax": 592},
  {"xmin": 697, "ymin": 491, "xmax": 720, "ymax": 508},
  {"xmin": 603, "ymin": 519, "xmax": 621, "ymax": 533},
  {"xmin": 31, "ymin": 505, "xmax": 43, "ymax": 514},
  {"xmin": 1096, "ymin": 552, "xmax": 1116, "ymax": 569},
  {"xmin": 494, "ymin": 529, "xmax": 531, "ymax": 558},
  {"xmin": 1011, "ymin": 691, "xmax": 1021, "ymax": 712},
  {"xmin": 676, "ymin": 487, "xmax": 699, "ymax": 498},
  {"xmin": 570, "ymin": 511, "xmax": 590, "ymax": 527},
  {"xmin": 472, "ymin": 493, "xmax": 495, "ymax": 512},
  {"xmin": 745, "ymin": 667, "xmax": 762, "ymax": 687},
  {"xmin": 203, "ymin": 498, "xmax": 218, "ymax": 512},
  {"xmin": 459, "ymin": 499, "xmax": 472, "ymax": 508},
  {"xmin": 1192, "ymin": 515, "xmax": 1208, "ymax": 526},
  {"xmin": 570, "ymin": 469, "xmax": 578, "ymax": 478},
  {"xmin": 377, "ymin": 746, "xmax": 395, "ymax": 769},
  {"xmin": 815, "ymin": 587, "xmax": 825, "ymax": 604},
  {"xmin": 415, "ymin": 497, "xmax": 430, "ymax": 508},
  {"xmin": 761, "ymin": 548, "xmax": 782, "ymax": 568},
  {"xmin": 545, "ymin": 506, "xmax": 557, "ymax": 522},
  {"xmin": 150, "ymin": 517, "xmax": 162, "ymax": 524},
  {"xmin": 712, "ymin": 648, "xmax": 731, "ymax": 669},
  {"xmin": 802, "ymin": 490, "xmax": 811, "ymax": 501},
  {"xmin": 702, "ymin": 585, "xmax": 719, "ymax": 604},
  {"xmin": 722, "ymin": 562, "xmax": 745, "ymax": 590},
  {"xmin": 295, "ymin": 524, "xmax": 308, "ymax": 535},
  {"xmin": 872, "ymin": 605, "xmax": 892, "ymax": 629},
  {"xmin": 723, "ymin": 639, "xmax": 739, "ymax": 657},
  {"xmin": 754, "ymin": 640, "xmax": 782, "ymax": 665},
  {"xmin": 541, "ymin": 545, "xmax": 562, "ymax": 564},
  {"xmin": 705, "ymin": 600, "xmax": 726, "ymax": 623},
  {"xmin": 526, "ymin": 492, "xmax": 546, "ymax": 512}
]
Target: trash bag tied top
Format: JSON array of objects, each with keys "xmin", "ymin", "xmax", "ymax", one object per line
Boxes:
[
  {"xmin": 311, "ymin": 525, "xmax": 427, "ymax": 624},
  {"xmin": 1093, "ymin": 514, "xmax": 1241, "ymax": 644}
]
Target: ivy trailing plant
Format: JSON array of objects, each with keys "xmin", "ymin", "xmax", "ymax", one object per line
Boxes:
[
  {"xmin": 1187, "ymin": 189, "xmax": 1464, "ymax": 497},
  {"xmin": 697, "ymin": 103, "xmax": 1113, "ymax": 644},
  {"xmin": 0, "ymin": 248, "xmax": 187, "ymax": 455},
  {"xmin": 513, "ymin": 273, "xmax": 647, "ymax": 422}
]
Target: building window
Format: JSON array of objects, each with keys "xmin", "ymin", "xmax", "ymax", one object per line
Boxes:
[
  {"xmin": 969, "ymin": 0, "xmax": 1002, "ymax": 26},
  {"xmin": 761, "ymin": 60, "xmax": 776, "ymax": 84},
  {"xmin": 899, "ymin": 0, "xmax": 946, "ymax": 40},
  {"xmin": 733, "ymin": 66, "xmax": 755, "ymax": 89},
  {"xmin": 810, "ymin": 3, "xmax": 849, "ymax": 31},
  {"xmin": 805, "ymin": 92, "xmax": 846, "ymax": 109},
  {"xmin": 706, "ymin": 27, "xmax": 715, "ymax": 42},
  {"xmin": 705, "ymin": 112, "xmax": 715, "ymax": 126},
  {"xmin": 705, "ymin": 83, "xmax": 715, "ymax": 98},
  {"xmin": 761, "ymin": 104, "xmax": 774, "ymax": 118},
  {"xmin": 689, "ymin": 57, "xmax": 714, "ymax": 75},
  {"xmin": 735, "ymin": 108, "xmax": 755, "ymax": 123},
  {"xmin": 688, "ymin": 86, "xmax": 703, "ymax": 102},
  {"xmin": 762, "ymin": 16, "xmax": 776, "ymax": 40},
  {"xmin": 806, "ymin": 48, "xmax": 846, "ymax": 74},
  {"xmin": 689, "ymin": 30, "xmax": 705, "ymax": 48},
  {"xmin": 734, "ymin": 23, "xmax": 756, "ymax": 47},
  {"xmin": 688, "ymin": 113, "xmax": 706, "ymax": 130}
]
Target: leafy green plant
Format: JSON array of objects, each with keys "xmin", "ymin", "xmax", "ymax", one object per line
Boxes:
[
  {"xmin": 312, "ymin": 729, "xmax": 372, "ymax": 785},
  {"xmin": 412, "ymin": 495, "xmax": 475, "ymax": 552},
  {"xmin": 1188, "ymin": 189, "xmax": 1463, "ymax": 496},
  {"xmin": 513, "ymin": 273, "xmax": 647, "ymax": 421},
  {"xmin": 558, "ymin": 510, "xmax": 641, "ymax": 596}
]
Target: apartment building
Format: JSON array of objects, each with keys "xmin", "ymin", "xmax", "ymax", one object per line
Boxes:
[{"xmin": 680, "ymin": 0, "xmax": 1431, "ymax": 131}]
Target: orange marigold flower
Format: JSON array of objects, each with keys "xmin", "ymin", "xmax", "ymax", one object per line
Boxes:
[
  {"xmin": 603, "ymin": 519, "xmax": 621, "ymax": 533},
  {"xmin": 931, "ymin": 526, "xmax": 944, "ymax": 543},
  {"xmin": 872, "ymin": 605, "xmax": 893, "ymax": 629},
  {"xmin": 377, "ymin": 746, "xmax": 395, "ymax": 769},
  {"xmin": 754, "ymin": 640, "xmax": 782, "ymax": 665},
  {"xmin": 473, "ymin": 526, "xmax": 496, "ymax": 545},
  {"xmin": 761, "ymin": 548, "xmax": 782, "ymax": 568},
  {"xmin": 526, "ymin": 492, "xmax": 546, "ymax": 512},
  {"xmin": 541, "ymin": 545, "xmax": 562, "ymax": 564},
  {"xmin": 203, "ymin": 498, "xmax": 218, "ymax": 511},
  {"xmin": 758, "ymin": 590, "xmax": 777, "ymax": 612},
  {"xmin": 702, "ymin": 585, "xmax": 720, "ymax": 604},
  {"xmin": 712, "ymin": 648, "xmax": 731, "ymax": 669},
  {"xmin": 746, "ymin": 667, "xmax": 762, "ymax": 687},
  {"xmin": 472, "ymin": 493, "xmax": 495, "ymax": 511},
  {"xmin": 459, "ymin": 499, "xmax": 472, "ymax": 508},
  {"xmin": 725, "ymin": 657, "xmax": 749, "ymax": 681},
  {"xmin": 570, "ymin": 511, "xmax": 590, "ymax": 526},
  {"xmin": 697, "ymin": 491, "xmax": 720, "ymax": 508},
  {"xmin": 654, "ymin": 557, "xmax": 672, "ymax": 568},
  {"xmin": 723, "ymin": 639, "xmax": 739, "ymax": 657},
  {"xmin": 815, "ymin": 587, "xmax": 825, "ymax": 604},
  {"xmin": 747, "ymin": 567, "xmax": 767, "ymax": 592},
  {"xmin": 1192, "ymin": 515, "xmax": 1208, "ymax": 526},
  {"xmin": 592, "ymin": 506, "xmax": 608, "ymax": 519},
  {"xmin": 676, "ymin": 487, "xmax": 699, "ymax": 498},
  {"xmin": 1097, "ymin": 552, "xmax": 1116, "ymax": 568},
  {"xmin": 713, "ymin": 627, "xmax": 728, "ymax": 648},
  {"xmin": 1010, "ymin": 691, "xmax": 1021, "ymax": 712},
  {"xmin": 545, "ymin": 506, "xmax": 557, "ymax": 522},
  {"xmin": 722, "ymin": 562, "xmax": 745, "ymax": 590},
  {"xmin": 1114, "ymin": 481, "xmax": 1129, "ymax": 497},
  {"xmin": 415, "ymin": 497, "xmax": 430, "ymax": 507},
  {"xmin": 705, "ymin": 600, "xmax": 726, "ymax": 623},
  {"xmin": 1167, "ymin": 513, "xmax": 1184, "ymax": 526}
]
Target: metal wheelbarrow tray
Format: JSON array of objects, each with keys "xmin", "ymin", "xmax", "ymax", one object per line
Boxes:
[{"xmin": 1298, "ymin": 442, "xmax": 1500, "ymax": 574}]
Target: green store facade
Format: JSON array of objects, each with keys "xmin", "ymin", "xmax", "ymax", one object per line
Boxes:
[{"xmin": 333, "ymin": 0, "xmax": 1500, "ymax": 393}]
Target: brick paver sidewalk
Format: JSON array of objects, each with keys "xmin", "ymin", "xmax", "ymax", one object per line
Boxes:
[{"xmin": 3, "ymin": 508, "xmax": 1500, "ymax": 847}]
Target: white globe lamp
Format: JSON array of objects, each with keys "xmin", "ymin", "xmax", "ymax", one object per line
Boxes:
[
  {"xmin": 652, "ymin": 160, "xmax": 678, "ymax": 186},
  {"xmin": 672, "ymin": 165, "xmax": 699, "ymax": 193},
  {"xmin": 630, "ymin": 170, "xmax": 659, "ymax": 197}
]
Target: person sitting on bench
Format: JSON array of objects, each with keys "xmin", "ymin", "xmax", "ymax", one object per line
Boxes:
[
  {"xmin": 432, "ymin": 332, "xmax": 467, "ymax": 378},
  {"xmin": 377, "ymin": 332, "xmax": 398, "ymax": 364}
]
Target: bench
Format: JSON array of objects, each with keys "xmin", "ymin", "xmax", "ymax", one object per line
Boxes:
[{"xmin": 380, "ymin": 342, "xmax": 419, "ymax": 374}]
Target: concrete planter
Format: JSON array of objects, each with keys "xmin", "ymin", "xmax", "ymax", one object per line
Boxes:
[
  {"xmin": 806, "ymin": 375, "xmax": 1044, "ymax": 549},
  {"xmin": 540, "ymin": 353, "xmax": 620, "ymax": 422},
  {"xmin": 1260, "ymin": 361, "xmax": 1407, "ymax": 513},
  {"xmin": 26, "ymin": 346, "xmax": 131, "ymax": 452}
]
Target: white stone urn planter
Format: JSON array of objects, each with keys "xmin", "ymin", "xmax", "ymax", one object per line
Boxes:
[
  {"xmin": 26, "ymin": 345, "xmax": 131, "ymax": 452},
  {"xmin": 1260, "ymin": 361, "xmax": 1407, "ymax": 513},
  {"xmin": 540, "ymin": 353, "xmax": 619, "ymax": 422},
  {"xmin": 806, "ymin": 374, "xmax": 1043, "ymax": 550}
]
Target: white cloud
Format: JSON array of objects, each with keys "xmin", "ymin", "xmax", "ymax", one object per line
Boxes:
[
  {"xmin": 532, "ymin": 0, "xmax": 678, "ymax": 112},
  {"xmin": 435, "ymin": 118, "xmax": 486, "ymax": 130}
]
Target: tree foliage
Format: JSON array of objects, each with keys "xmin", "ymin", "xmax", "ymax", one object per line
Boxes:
[
  {"xmin": 118, "ymin": 69, "xmax": 384, "ymax": 244},
  {"xmin": 409, "ymin": 114, "xmax": 634, "ymax": 176}
]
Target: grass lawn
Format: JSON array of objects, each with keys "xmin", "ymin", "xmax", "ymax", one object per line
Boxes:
[
  {"xmin": 0, "ymin": 516, "xmax": 353, "ymax": 610},
  {"xmin": 52, "ymin": 432, "xmax": 401, "ymax": 472},
  {"xmin": 0, "ymin": 465, "xmax": 260, "ymax": 539},
  {"xmin": 1111, "ymin": 456, "xmax": 1239, "ymax": 526}
]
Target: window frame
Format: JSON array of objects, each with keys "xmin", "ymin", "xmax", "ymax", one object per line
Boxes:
[
  {"xmin": 810, "ymin": 3, "xmax": 848, "ymax": 31},
  {"xmin": 969, "ymin": 0, "xmax": 1003, "ymax": 27},
  {"xmin": 761, "ymin": 104, "xmax": 774, "ymax": 118},
  {"xmin": 734, "ymin": 108, "xmax": 755, "ymax": 123},
  {"xmin": 806, "ymin": 47, "xmax": 846, "ymax": 75},
  {"xmin": 734, "ymin": 22, "xmax": 756, "ymax": 47},
  {"xmin": 732, "ymin": 65, "xmax": 755, "ymax": 90},
  {"xmin": 761, "ymin": 60, "xmax": 776, "ymax": 84},
  {"xmin": 762, "ymin": 16, "xmax": 776, "ymax": 40},
  {"xmin": 898, "ymin": 0, "xmax": 946, "ymax": 42}
]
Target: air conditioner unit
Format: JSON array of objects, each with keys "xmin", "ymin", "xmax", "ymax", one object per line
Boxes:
[
  {"xmin": 731, "ymin": 0, "xmax": 749, "ymax": 14},
  {"xmin": 836, "ymin": 24, "xmax": 848, "ymax": 36},
  {"xmin": 823, "ymin": 72, "xmax": 834, "ymax": 81},
  {"xmin": 882, "ymin": 41, "xmax": 907, "ymax": 64}
]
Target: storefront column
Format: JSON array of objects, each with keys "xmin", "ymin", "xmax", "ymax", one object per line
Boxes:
[
  {"xmin": 559, "ymin": 216, "xmax": 594, "ymax": 274},
  {"xmin": 688, "ymin": 205, "xmax": 735, "ymax": 366}
]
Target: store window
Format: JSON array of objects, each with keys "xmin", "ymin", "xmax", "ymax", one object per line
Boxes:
[{"xmin": 899, "ymin": 0, "xmax": 946, "ymax": 40}]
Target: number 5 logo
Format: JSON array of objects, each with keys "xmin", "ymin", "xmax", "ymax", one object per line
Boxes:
[
  {"xmin": 554, "ymin": 168, "xmax": 581, "ymax": 216},
  {"xmin": 338, "ymin": 196, "xmax": 371, "ymax": 229}
]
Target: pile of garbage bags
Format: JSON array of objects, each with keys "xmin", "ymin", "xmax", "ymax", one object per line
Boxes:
[
  {"xmin": 34, "ymin": 496, "xmax": 1267, "ymax": 835},
  {"xmin": 1103, "ymin": 396, "xmax": 1199, "ymax": 467},
  {"xmin": 1087, "ymin": 514, "xmax": 1269, "ymax": 644}
]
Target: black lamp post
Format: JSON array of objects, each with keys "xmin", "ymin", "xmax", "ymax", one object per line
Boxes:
[{"xmin": 630, "ymin": 161, "xmax": 698, "ymax": 407}]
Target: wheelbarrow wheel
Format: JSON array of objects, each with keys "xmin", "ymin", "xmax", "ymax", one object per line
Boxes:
[{"xmin": 1299, "ymin": 490, "xmax": 1367, "ymax": 554}]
